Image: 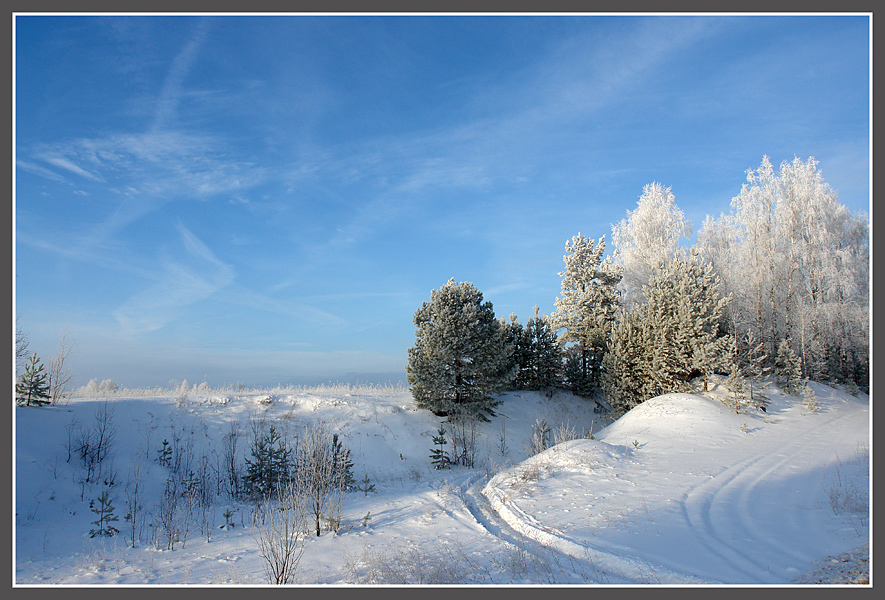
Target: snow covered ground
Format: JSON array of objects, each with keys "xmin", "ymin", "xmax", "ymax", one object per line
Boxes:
[{"xmin": 14, "ymin": 378, "xmax": 869, "ymax": 586}]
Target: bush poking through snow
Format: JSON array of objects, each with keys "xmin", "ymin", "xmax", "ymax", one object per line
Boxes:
[
  {"xmin": 528, "ymin": 419, "xmax": 552, "ymax": 456},
  {"xmin": 250, "ymin": 482, "xmax": 308, "ymax": 584}
]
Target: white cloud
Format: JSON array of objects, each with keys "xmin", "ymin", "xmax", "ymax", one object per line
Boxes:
[
  {"xmin": 113, "ymin": 223, "xmax": 235, "ymax": 334},
  {"xmin": 42, "ymin": 156, "xmax": 103, "ymax": 181}
]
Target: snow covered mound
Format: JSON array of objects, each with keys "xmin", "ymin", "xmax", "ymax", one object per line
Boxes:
[
  {"xmin": 599, "ymin": 392, "xmax": 748, "ymax": 447},
  {"xmin": 482, "ymin": 384, "xmax": 870, "ymax": 585}
]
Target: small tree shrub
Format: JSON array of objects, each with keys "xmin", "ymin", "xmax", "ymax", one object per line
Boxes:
[
  {"xmin": 429, "ymin": 427, "xmax": 451, "ymax": 470},
  {"xmin": 89, "ymin": 490, "xmax": 120, "ymax": 538}
]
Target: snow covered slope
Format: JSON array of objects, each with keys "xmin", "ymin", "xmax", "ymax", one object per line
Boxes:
[
  {"xmin": 483, "ymin": 379, "xmax": 870, "ymax": 584},
  {"xmin": 14, "ymin": 380, "xmax": 869, "ymax": 585}
]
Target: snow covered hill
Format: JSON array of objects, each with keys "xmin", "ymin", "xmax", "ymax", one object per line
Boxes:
[{"xmin": 14, "ymin": 379, "xmax": 869, "ymax": 586}]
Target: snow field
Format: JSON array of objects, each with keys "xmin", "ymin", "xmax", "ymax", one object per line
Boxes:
[{"xmin": 14, "ymin": 379, "xmax": 869, "ymax": 585}]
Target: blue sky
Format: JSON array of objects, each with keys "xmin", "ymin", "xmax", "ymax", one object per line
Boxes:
[{"xmin": 14, "ymin": 14, "xmax": 870, "ymax": 389}]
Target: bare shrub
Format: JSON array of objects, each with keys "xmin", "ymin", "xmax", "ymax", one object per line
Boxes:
[
  {"xmin": 552, "ymin": 421, "xmax": 579, "ymax": 446},
  {"xmin": 47, "ymin": 329, "xmax": 76, "ymax": 403},
  {"xmin": 295, "ymin": 420, "xmax": 337, "ymax": 537},
  {"xmin": 528, "ymin": 418, "xmax": 551, "ymax": 456},
  {"xmin": 448, "ymin": 412, "xmax": 480, "ymax": 468},
  {"xmin": 251, "ymin": 482, "xmax": 308, "ymax": 584}
]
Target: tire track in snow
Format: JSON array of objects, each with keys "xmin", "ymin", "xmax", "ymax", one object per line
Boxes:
[
  {"xmin": 680, "ymin": 403, "xmax": 866, "ymax": 583},
  {"xmin": 467, "ymin": 477, "xmax": 707, "ymax": 584},
  {"xmin": 679, "ymin": 453, "xmax": 769, "ymax": 582}
]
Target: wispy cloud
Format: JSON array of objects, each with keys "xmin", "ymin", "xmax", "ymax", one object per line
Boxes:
[
  {"xmin": 16, "ymin": 159, "xmax": 66, "ymax": 182},
  {"xmin": 152, "ymin": 17, "xmax": 210, "ymax": 132},
  {"xmin": 113, "ymin": 222, "xmax": 234, "ymax": 334},
  {"xmin": 42, "ymin": 156, "xmax": 103, "ymax": 181}
]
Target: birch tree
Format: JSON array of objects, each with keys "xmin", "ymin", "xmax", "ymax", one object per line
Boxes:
[{"xmin": 611, "ymin": 182, "xmax": 691, "ymax": 307}]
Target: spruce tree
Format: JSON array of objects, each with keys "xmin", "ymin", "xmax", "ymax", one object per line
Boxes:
[
  {"xmin": 776, "ymin": 338, "xmax": 803, "ymax": 395},
  {"xmin": 331, "ymin": 433, "xmax": 355, "ymax": 491},
  {"xmin": 16, "ymin": 353, "xmax": 51, "ymax": 406},
  {"xmin": 521, "ymin": 307, "xmax": 561, "ymax": 391},
  {"xmin": 552, "ymin": 234, "xmax": 622, "ymax": 394},
  {"xmin": 406, "ymin": 279, "xmax": 515, "ymax": 421},
  {"xmin": 244, "ymin": 424, "xmax": 291, "ymax": 499}
]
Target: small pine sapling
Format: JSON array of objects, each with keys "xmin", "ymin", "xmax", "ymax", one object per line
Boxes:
[
  {"xmin": 801, "ymin": 382, "xmax": 819, "ymax": 413},
  {"xmin": 725, "ymin": 362, "xmax": 746, "ymax": 412},
  {"xmin": 16, "ymin": 353, "xmax": 51, "ymax": 406},
  {"xmin": 356, "ymin": 474, "xmax": 376, "ymax": 496},
  {"xmin": 430, "ymin": 427, "xmax": 451, "ymax": 470},
  {"xmin": 157, "ymin": 439, "xmax": 172, "ymax": 467},
  {"xmin": 89, "ymin": 490, "xmax": 120, "ymax": 538},
  {"xmin": 221, "ymin": 507, "xmax": 237, "ymax": 529}
]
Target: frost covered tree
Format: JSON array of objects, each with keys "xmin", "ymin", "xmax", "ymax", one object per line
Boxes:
[
  {"xmin": 48, "ymin": 329, "xmax": 76, "ymax": 402},
  {"xmin": 602, "ymin": 251, "xmax": 731, "ymax": 411},
  {"xmin": 699, "ymin": 156, "xmax": 869, "ymax": 387},
  {"xmin": 552, "ymin": 234, "xmax": 622, "ymax": 394},
  {"xmin": 776, "ymin": 338, "xmax": 803, "ymax": 395},
  {"xmin": 673, "ymin": 249, "xmax": 732, "ymax": 392},
  {"xmin": 611, "ymin": 183, "xmax": 692, "ymax": 307},
  {"xmin": 16, "ymin": 353, "xmax": 51, "ymax": 407},
  {"xmin": 406, "ymin": 279, "xmax": 515, "ymax": 421},
  {"xmin": 738, "ymin": 328, "xmax": 770, "ymax": 404},
  {"xmin": 15, "ymin": 314, "xmax": 29, "ymax": 379},
  {"xmin": 601, "ymin": 309, "xmax": 650, "ymax": 415}
]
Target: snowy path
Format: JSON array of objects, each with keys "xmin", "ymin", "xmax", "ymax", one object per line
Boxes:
[{"xmin": 480, "ymin": 386, "xmax": 870, "ymax": 584}]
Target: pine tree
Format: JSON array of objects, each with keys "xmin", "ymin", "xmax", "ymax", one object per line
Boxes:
[
  {"xmin": 675, "ymin": 249, "xmax": 732, "ymax": 392},
  {"xmin": 429, "ymin": 427, "xmax": 451, "ymax": 470},
  {"xmin": 522, "ymin": 307, "xmax": 561, "ymax": 391},
  {"xmin": 501, "ymin": 314, "xmax": 529, "ymax": 389},
  {"xmin": 776, "ymin": 338, "xmax": 803, "ymax": 395},
  {"xmin": 602, "ymin": 251, "xmax": 731, "ymax": 412},
  {"xmin": 244, "ymin": 424, "xmax": 292, "ymax": 499},
  {"xmin": 552, "ymin": 234, "xmax": 622, "ymax": 394},
  {"xmin": 406, "ymin": 279, "xmax": 515, "ymax": 421},
  {"xmin": 331, "ymin": 433, "xmax": 355, "ymax": 491},
  {"xmin": 601, "ymin": 309, "xmax": 649, "ymax": 415},
  {"xmin": 16, "ymin": 352, "xmax": 51, "ymax": 406},
  {"xmin": 89, "ymin": 490, "xmax": 120, "ymax": 537},
  {"xmin": 740, "ymin": 328, "xmax": 770, "ymax": 405},
  {"xmin": 725, "ymin": 361, "xmax": 746, "ymax": 412}
]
